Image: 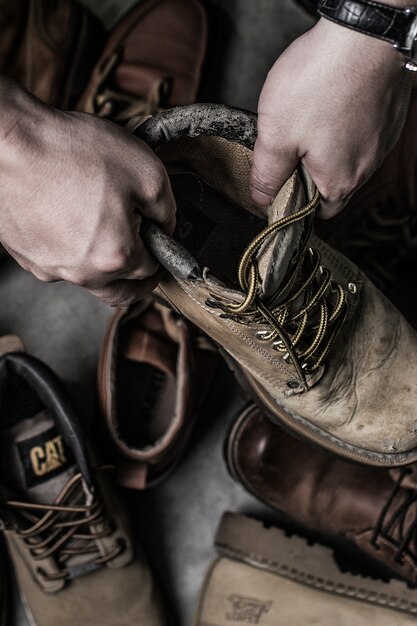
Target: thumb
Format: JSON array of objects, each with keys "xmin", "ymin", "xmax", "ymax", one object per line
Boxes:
[{"xmin": 250, "ymin": 135, "xmax": 299, "ymax": 206}]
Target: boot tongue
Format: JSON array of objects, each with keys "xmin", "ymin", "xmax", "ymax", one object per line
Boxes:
[
  {"xmin": 257, "ymin": 170, "xmax": 314, "ymax": 299},
  {"xmin": 0, "ymin": 410, "xmax": 77, "ymax": 504}
]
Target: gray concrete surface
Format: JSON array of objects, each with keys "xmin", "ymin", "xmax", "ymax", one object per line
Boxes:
[{"xmin": 3, "ymin": 1, "xmax": 315, "ymax": 624}]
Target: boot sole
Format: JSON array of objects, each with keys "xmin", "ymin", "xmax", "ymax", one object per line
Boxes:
[
  {"xmin": 220, "ymin": 347, "xmax": 417, "ymax": 467},
  {"xmin": 214, "ymin": 511, "xmax": 417, "ymax": 616}
]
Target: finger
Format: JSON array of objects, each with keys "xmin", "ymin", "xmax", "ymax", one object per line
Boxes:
[
  {"xmin": 251, "ymin": 136, "xmax": 299, "ymax": 206},
  {"xmin": 122, "ymin": 234, "xmax": 159, "ymax": 280},
  {"xmin": 318, "ymin": 192, "xmax": 353, "ymax": 220},
  {"xmin": 129, "ymin": 143, "xmax": 177, "ymax": 234},
  {"xmin": 88, "ymin": 273, "xmax": 160, "ymax": 307}
]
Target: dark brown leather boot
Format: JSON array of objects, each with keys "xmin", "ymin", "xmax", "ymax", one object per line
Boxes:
[{"xmin": 227, "ymin": 403, "xmax": 417, "ymax": 587}]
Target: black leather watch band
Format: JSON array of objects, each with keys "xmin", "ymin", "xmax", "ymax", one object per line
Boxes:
[{"xmin": 318, "ymin": 0, "xmax": 416, "ymax": 48}]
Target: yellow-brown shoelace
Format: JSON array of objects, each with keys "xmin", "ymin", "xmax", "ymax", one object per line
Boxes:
[
  {"xmin": 207, "ymin": 189, "xmax": 348, "ymax": 389},
  {"xmin": 5, "ymin": 467, "xmax": 123, "ymax": 582}
]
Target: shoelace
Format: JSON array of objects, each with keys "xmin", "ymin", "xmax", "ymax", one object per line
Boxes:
[
  {"xmin": 5, "ymin": 467, "xmax": 123, "ymax": 582},
  {"xmin": 371, "ymin": 468, "xmax": 417, "ymax": 567},
  {"xmin": 87, "ymin": 51, "xmax": 169, "ymax": 127},
  {"xmin": 207, "ymin": 190, "xmax": 348, "ymax": 389},
  {"xmin": 339, "ymin": 189, "xmax": 417, "ymax": 290}
]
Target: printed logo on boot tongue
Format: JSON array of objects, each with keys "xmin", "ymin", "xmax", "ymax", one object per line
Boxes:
[{"xmin": 17, "ymin": 427, "xmax": 74, "ymax": 488}]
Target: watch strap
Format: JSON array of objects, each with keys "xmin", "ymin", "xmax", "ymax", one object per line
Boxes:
[{"xmin": 318, "ymin": 0, "xmax": 416, "ymax": 48}]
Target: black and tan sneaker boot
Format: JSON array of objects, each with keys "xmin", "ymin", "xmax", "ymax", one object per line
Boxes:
[
  {"xmin": 0, "ymin": 352, "xmax": 165, "ymax": 626},
  {"xmin": 134, "ymin": 103, "xmax": 417, "ymax": 467}
]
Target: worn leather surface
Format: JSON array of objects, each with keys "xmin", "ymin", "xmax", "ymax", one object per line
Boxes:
[
  {"xmin": 195, "ymin": 513, "xmax": 417, "ymax": 625},
  {"xmin": 99, "ymin": 298, "xmax": 219, "ymax": 488},
  {"xmin": 0, "ymin": 0, "xmax": 104, "ymax": 108},
  {"xmin": 227, "ymin": 405, "xmax": 417, "ymax": 585},
  {"xmin": 143, "ymin": 104, "xmax": 417, "ymax": 463},
  {"xmin": 319, "ymin": 0, "xmax": 415, "ymax": 47}
]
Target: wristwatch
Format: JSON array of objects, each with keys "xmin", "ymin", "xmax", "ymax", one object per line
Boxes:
[{"xmin": 318, "ymin": 0, "xmax": 417, "ymax": 70}]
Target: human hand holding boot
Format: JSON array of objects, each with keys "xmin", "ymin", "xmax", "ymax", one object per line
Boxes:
[
  {"xmin": 0, "ymin": 76, "xmax": 176, "ymax": 306},
  {"xmin": 251, "ymin": 16, "xmax": 412, "ymax": 218}
]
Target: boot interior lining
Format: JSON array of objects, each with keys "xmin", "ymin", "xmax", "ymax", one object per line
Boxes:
[{"xmin": 170, "ymin": 169, "xmax": 266, "ymax": 288}]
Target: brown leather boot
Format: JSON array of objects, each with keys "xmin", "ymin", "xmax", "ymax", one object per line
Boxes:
[
  {"xmin": 98, "ymin": 298, "xmax": 220, "ymax": 489},
  {"xmin": 77, "ymin": 0, "xmax": 207, "ymax": 125},
  {"xmin": 134, "ymin": 104, "xmax": 417, "ymax": 467},
  {"xmin": 0, "ymin": 352, "xmax": 165, "ymax": 626},
  {"xmin": 227, "ymin": 403, "xmax": 417, "ymax": 588},
  {"xmin": 0, "ymin": 0, "xmax": 104, "ymax": 108}
]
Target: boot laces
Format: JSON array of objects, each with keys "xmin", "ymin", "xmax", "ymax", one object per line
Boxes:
[
  {"xmin": 88, "ymin": 51, "xmax": 169, "ymax": 126},
  {"xmin": 206, "ymin": 191, "xmax": 349, "ymax": 389},
  {"xmin": 371, "ymin": 468, "xmax": 417, "ymax": 567},
  {"xmin": 5, "ymin": 466, "xmax": 124, "ymax": 582}
]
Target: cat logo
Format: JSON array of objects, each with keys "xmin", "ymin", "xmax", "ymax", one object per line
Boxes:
[
  {"xmin": 29, "ymin": 435, "xmax": 67, "ymax": 477},
  {"xmin": 226, "ymin": 595, "xmax": 272, "ymax": 624}
]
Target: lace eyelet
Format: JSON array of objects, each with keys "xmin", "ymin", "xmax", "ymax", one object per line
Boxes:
[
  {"xmin": 348, "ymin": 282, "xmax": 357, "ymax": 294},
  {"xmin": 287, "ymin": 380, "xmax": 300, "ymax": 389},
  {"xmin": 36, "ymin": 567, "xmax": 47, "ymax": 579}
]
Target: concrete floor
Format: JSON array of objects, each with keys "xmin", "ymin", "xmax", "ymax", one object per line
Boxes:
[{"xmin": 2, "ymin": 1, "xmax": 317, "ymax": 624}]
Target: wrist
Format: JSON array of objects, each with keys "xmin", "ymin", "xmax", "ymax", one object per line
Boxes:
[
  {"xmin": 0, "ymin": 75, "xmax": 57, "ymax": 162},
  {"xmin": 314, "ymin": 16, "xmax": 409, "ymax": 73}
]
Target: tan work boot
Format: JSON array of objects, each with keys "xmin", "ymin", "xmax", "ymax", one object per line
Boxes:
[
  {"xmin": 0, "ymin": 352, "xmax": 165, "ymax": 626},
  {"xmin": 98, "ymin": 297, "xmax": 220, "ymax": 489},
  {"xmin": 196, "ymin": 512, "xmax": 417, "ymax": 626},
  {"xmin": 134, "ymin": 103, "xmax": 417, "ymax": 467}
]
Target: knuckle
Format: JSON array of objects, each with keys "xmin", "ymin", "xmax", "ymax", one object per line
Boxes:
[
  {"xmin": 101, "ymin": 292, "xmax": 138, "ymax": 308},
  {"xmin": 140, "ymin": 174, "xmax": 166, "ymax": 207},
  {"xmin": 318, "ymin": 182, "xmax": 353, "ymax": 203},
  {"xmin": 32, "ymin": 269, "xmax": 56, "ymax": 283},
  {"xmin": 92, "ymin": 250, "xmax": 130, "ymax": 275}
]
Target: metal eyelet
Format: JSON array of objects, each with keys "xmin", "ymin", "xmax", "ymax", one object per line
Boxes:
[
  {"xmin": 348, "ymin": 282, "xmax": 357, "ymax": 294},
  {"xmin": 287, "ymin": 380, "xmax": 300, "ymax": 389}
]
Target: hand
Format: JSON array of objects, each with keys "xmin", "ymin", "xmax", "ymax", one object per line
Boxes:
[
  {"xmin": 250, "ymin": 18, "xmax": 413, "ymax": 218},
  {"xmin": 0, "ymin": 77, "xmax": 175, "ymax": 306}
]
